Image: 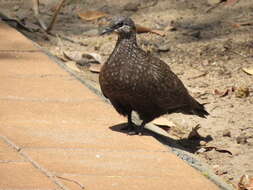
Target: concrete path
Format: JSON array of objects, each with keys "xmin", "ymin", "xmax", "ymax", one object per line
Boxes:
[{"xmin": 0, "ymin": 21, "xmax": 220, "ymax": 190}]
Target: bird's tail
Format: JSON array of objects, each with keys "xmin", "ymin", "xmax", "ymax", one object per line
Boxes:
[
  {"xmin": 193, "ymin": 103, "xmax": 209, "ymax": 118},
  {"xmin": 189, "ymin": 96, "xmax": 209, "ymax": 118}
]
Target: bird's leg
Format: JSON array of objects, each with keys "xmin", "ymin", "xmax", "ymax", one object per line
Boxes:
[
  {"xmin": 137, "ymin": 121, "xmax": 146, "ymax": 136},
  {"xmin": 121, "ymin": 112, "xmax": 136, "ymax": 134}
]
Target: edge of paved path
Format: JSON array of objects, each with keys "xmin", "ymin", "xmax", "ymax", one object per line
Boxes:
[{"xmin": 0, "ymin": 13, "xmax": 234, "ymax": 190}]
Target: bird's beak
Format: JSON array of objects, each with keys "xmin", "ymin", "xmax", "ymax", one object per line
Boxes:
[{"xmin": 100, "ymin": 26, "xmax": 114, "ymax": 35}]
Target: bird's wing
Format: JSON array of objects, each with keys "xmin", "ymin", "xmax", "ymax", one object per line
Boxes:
[{"xmin": 135, "ymin": 56, "xmax": 191, "ymax": 109}]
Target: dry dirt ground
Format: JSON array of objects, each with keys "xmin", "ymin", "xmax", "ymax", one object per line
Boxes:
[{"xmin": 1, "ymin": 0, "xmax": 253, "ymax": 187}]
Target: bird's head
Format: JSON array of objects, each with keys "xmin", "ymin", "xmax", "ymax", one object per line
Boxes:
[{"xmin": 100, "ymin": 16, "xmax": 136, "ymax": 36}]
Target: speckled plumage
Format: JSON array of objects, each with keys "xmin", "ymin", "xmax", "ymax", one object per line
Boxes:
[{"xmin": 99, "ymin": 16, "xmax": 209, "ymax": 134}]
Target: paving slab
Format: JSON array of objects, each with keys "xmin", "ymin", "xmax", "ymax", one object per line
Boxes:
[
  {"xmin": 0, "ymin": 76, "xmax": 100, "ymax": 101},
  {"xmin": 0, "ymin": 22, "xmax": 38, "ymax": 51},
  {"xmin": 23, "ymin": 148, "xmax": 219, "ymax": 190},
  {"xmin": 23, "ymin": 148, "xmax": 198, "ymax": 176},
  {"xmin": 0, "ymin": 124, "xmax": 165, "ymax": 151},
  {"xmin": 0, "ymin": 99, "xmax": 121, "ymax": 127},
  {"xmin": 0, "ymin": 138, "xmax": 24, "ymax": 161},
  {"xmin": 0, "ymin": 162, "xmax": 59, "ymax": 189},
  {"xmin": 0, "ymin": 20, "xmax": 222, "ymax": 189},
  {"xmin": 59, "ymin": 175, "xmax": 215, "ymax": 190},
  {"xmin": 0, "ymin": 51, "xmax": 69, "ymax": 76}
]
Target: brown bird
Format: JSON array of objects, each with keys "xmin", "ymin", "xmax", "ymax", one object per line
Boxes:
[{"xmin": 99, "ymin": 16, "xmax": 209, "ymax": 135}]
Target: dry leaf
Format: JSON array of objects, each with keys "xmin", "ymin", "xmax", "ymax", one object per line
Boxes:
[
  {"xmin": 231, "ymin": 22, "xmax": 242, "ymax": 28},
  {"xmin": 214, "ymin": 89, "xmax": 229, "ymax": 97},
  {"xmin": 64, "ymin": 51, "xmax": 104, "ymax": 65},
  {"xmin": 225, "ymin": 0, "xmax": 239, "ymax": 6},
  {"xmin": 214, "ymin": 87, "xmax": 235, "ymax": 97},
  {"xmin": 197, "ymin": 144, "xmax": 233, "ymax": 155},
  {"xmin": 164, "ymin": 24, "xmax": 177, "ymax": 31},
  {"xmin": 65, "ymin": 61, "xmax": 81, "ymax": 72},
  {"xmin": 238, "ymin": 175, "xmax": 253, "ymax": 190},
  {"xmin": 78, "ymin": 11, "xmax": 108, "ymax": 21},
  {"xmin": 242, "ymin": 68, "xmax": 253, "ymax": 75},
  {"xmin": 231, "ymin": 22, "xmax": 253, "ymax": 28},
  {"xmin": 89, "ymin": 64, "xmax": 102, "ymax": 73},
  {"xmin": 63, "ymin": 51, "xmax": 83, "ymax": 62},
  {"xmin": 152, "ymin": 117, "xmax": 176, "ymax": 127},
  {"xmin": 82, "ymin": 52, "xmax": 104, "ymax": 64},
  {"xmin": 152, "ymin": 117, "xmax": 176, "ymax": 132},
  {"xmin": 136, "ymin": 24, "xmax": 166, "ymax": 36}
]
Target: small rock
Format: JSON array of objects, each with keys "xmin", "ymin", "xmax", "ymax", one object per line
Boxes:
[
  {"xmin": 13, "ymin": 5, "xmax": 19, "ymax": 11},
  {"xmin": 189, "ymin": 31, "xmax": 201, "ymax": 39},
  {"xmin": 202, "ymin": 59, "xmax": 209, "ymax": 66},
  {"xmin": 213, "ymin": 165, "xmax": 220, "ymax": 170},
  {"xmin": 247, "ymin": 138, "xmax": 253, "ymax": 146},
  {"xmin": 222, "ymin": 129, "xmax": 231, "ymax": 137},
  {"xmin": 196, "ymin": 147, "xmax": 206, "ymax": 154},
  {"xmin": 215, "ymin": 169, "xmax": 228, "ymax": 176},
  {"xmin": 236, "ymin": 135, "xmax": 248, "ymax": 144},
  {"xmin": 156, "ymin": 44, "xmax": 170, "ymax": 52}
]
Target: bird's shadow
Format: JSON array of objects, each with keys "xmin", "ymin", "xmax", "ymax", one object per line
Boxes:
[{"xmin": 110, "ymin": 123, "xmax": 213, "ymax": 153}]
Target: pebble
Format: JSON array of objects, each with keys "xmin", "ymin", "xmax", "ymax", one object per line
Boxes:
[
  {"xmin": 196, "ymin": 147, "xmax": 206, "ymax": 154},
  {"xmin": 222, "ymin": 129, "xmax": 231, "ymax": 137},
  {"xmin": 213, "ymin": 165, "xmax": 220, "ymax": 170},
  {"xmin": 13, "ymin": 5, "xmax": 19, "ymax": 11},
  {"xmin": 236, "ymin": 135, "xmax": 248, "ymax": 144}
]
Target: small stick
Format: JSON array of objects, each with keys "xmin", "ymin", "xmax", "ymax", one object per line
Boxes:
[
  {"xmin": 32, "ymin": 0, "xmax": 47, "ymax": 31},
  {"xmin": 32, "ymin": 0, "xmax": 67, "ymax": 33},
  {"xmin": 56, "ymin": 175, "xmax": 85, "ymax": 189},
  {"xmin": 46, "ymin": 0, "xmax": 67, "ymax": 32},
  {"xmin": 187, "ymin": 72, "xmax": 208, "ymax": 80},
  {"xmin": 205, "ymin": 0, "xmax": 226, "ymax": 13}
]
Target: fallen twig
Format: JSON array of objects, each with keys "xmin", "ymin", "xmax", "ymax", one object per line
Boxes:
[
  {"xmin": 206, "ymin": 0, "xmax": 240, "ymax": 13},
  {"xmin": 187, "ymin": 72, "xmax": 208, "ymax": 80},
  {"xmin": 32, "ymin": 0, "xmax": 67, "ymax": 33},
  {"xmin": 57, "ymin": 34, "xmax": 88, "ymax": 46},
  {"xmin": 46, "ymin": 0, "xmax": 66, "ymax": 32},
  {"xmin": 206, "ymin": 0, "xmax": 226, "ymax": 13},
  {"xmin": 56, "ymin": 175, "xmax": 85, "ymax": 189}
]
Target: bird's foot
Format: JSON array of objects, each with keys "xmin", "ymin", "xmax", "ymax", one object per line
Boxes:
[{"xmin": 121, "ymin": 123, "xmax": 140, "ymax": 135}]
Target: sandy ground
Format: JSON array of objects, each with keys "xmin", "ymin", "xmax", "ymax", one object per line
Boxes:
[{"xmin": 1, "ymin": 0, "xmax": 253, "ymax": 187}]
